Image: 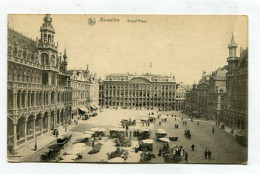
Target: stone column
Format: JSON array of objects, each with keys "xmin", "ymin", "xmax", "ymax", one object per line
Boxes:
[
  {"xmin": 24, "ymin": 119, "xmax": 27, "ymax": 143},
  {"xmin": 47, "ymin": 113, "xmax": 51, "ymax": 132},
  {"xmin": 13, "ymin": 91, "xmax": 17, "ymax": 110},
  {"xmin": 33, "ymin": 118, "xmax": 36, "ymax": 140},
  {"xmin": 12, "ymin": 123, "xmax": 18, "ymax": 154},
  {"xmin": 25, "ymin": 91, "xmax": 28, "ymax": 108},
  {"xmin": 34, "ymin": 92, "xmax": 36, "ymax": 107},
  {"xmin": 19, "ymin": 92, "xmax": 22, "ymax": 108}
]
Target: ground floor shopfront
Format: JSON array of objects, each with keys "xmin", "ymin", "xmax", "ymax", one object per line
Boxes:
[
  {"xmin": 223, "ymin": 110, "xmax": 247, "ymax": 137},
  {"xmin": 103, "ymin": 98, "xmax": 176, "ymax": 111},
  {"xmin": 7, "ymin": 105, "xmax": 72, "ymax": 154}
]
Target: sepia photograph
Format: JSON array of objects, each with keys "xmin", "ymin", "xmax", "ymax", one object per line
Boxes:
[{"xmin": 7, "ymin": 14, "xmax": 248, "ymax": 164}]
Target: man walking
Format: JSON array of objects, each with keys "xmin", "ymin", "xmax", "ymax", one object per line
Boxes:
[
  {"xmin": 185, "ymin": 152, "xmax": 188, "ymax": 163},
  {"xmin": 204, "ymin": 149, "xmax": 208, "ymax": 159},
  {"xmin": 191, "ymin": 144, "xmax": 195, "ymax": 151},
  {"xmin": 212, "ymin": 128, "xmax": 215, "ymax": 133},
  {"xmin": 208, "ymin": 150, "xmax": 212, "ymax": 160}
]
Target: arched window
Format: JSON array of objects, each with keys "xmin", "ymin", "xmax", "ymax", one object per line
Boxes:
[
  {"xmin": 51, "ymin": 91, "xmax": 55, "ymax": 104},
  {"xmin": 51, "ymin": 55, "xmax": 55, "ymax": 66},
  {"xmin": 41, "ymin": 53, "xmax": 49, "ymax": 66},
  {"xmin": 17, "ymin": 69, "xmax": 22, "ymax": 81}
]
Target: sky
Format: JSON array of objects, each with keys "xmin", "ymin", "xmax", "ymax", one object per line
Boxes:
[{"xmin": 8, "ymin": 14, "xmax": 248, "ymax": 84}]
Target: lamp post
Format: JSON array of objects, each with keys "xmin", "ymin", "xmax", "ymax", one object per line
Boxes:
[{"xmin": 34, "ymin": 133, "xmax": 37, "ymax": 151}]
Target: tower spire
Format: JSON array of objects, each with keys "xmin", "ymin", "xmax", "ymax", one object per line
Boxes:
[
  {"xmin": 231, "ymin": 32, "xmax": 235, "ymax": 44},
  {"xmin": 63, "ymin": 46, "xmax": 67, "ymax": 59}
]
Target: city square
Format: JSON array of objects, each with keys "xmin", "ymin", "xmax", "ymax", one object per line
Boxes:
[
  {"xmin": 7, "ymin": 14, "xmax": 248, "ymax": 164},
  {"xmin": 9, "ymin": 109, "xmax": 247, "ymax": 163}
]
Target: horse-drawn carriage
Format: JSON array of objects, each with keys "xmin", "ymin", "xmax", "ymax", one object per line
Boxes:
[{"xmin": 40, "ymin": 134, "xmax": 72, "ymax": 162}]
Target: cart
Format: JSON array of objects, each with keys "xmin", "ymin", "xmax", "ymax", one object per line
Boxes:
[
  {"xmin": 109, "ymin": 128, "xmax": 126, "ymax": 138},
  {"xmin": 139, "ymin": 139, "xmax": 154, "ymax": 151},
  {"xmin": 156, "ymin": 129, "xmax": 167, "ymax": 138}
]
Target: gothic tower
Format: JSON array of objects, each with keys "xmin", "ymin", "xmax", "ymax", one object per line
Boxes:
[
  {"xmin": 38, "ymin": 14, "xmax": 59, "ymax": 85},
  {"xmin": 227, "ymin": 33, "xmax": 239, "ymax": 74}
]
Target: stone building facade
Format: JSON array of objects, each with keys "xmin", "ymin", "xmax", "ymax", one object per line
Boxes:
[
  {"xmin": 68, "ymin": 68, "xmax": 90, "ymax": 118},
  {"xmin": 185, "ymin": 83, "xmax": 198, "ymax": 117},
  {"xmin": 175, "ymin": 82, "xmax": 187, "ymax": 111},
  {"xmin": 207, "ymin": 66, "xmax": 227, "ymax": 121},
  {"xmin": 7, "ymin": 15, "xmax": 72, "ymax": 153},
  {"xmin": 224, "ymin": 34, "xmax": 248, "ymax": 136},
  {"xmin": 197, "ymin": 72, "xmax": 210, "ymax": 118},
  {"xmin": 101, "ymin": 73, "xmax": 176, "ymax": 110}
]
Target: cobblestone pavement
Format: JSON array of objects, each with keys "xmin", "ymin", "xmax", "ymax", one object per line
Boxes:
[{"xmin": 22, "ymin": 109, "xmax": 247, "ymax": 164}]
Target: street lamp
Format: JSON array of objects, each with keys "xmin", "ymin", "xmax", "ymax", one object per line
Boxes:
[{"xmin": 34, "ymin": 134, "xmax": 37, "ymax": 151}]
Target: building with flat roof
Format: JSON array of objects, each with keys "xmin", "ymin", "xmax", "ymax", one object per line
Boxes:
[{"xmin": 101, "ymin": 73, "xmax": 177, "ymax": 110}]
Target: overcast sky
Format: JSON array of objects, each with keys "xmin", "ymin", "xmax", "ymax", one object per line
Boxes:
[{"xmin": 8, "ymin": 14, "xmax": 247, "ymax": 84}]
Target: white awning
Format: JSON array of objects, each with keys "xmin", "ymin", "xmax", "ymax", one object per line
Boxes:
[
  {"xmin": 79, "ymin": 106, "xmax": 89, "ymax": 113},
  {"xmin": 90, "ymin": 104, "xmax": 97, "ymax": 109},
  {"xmin": 94, "ymin": 104, "xmax": 101, "ymax": 109}
]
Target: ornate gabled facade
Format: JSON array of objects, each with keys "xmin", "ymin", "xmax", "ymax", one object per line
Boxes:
[
  {"xmin": 175, "ymin": 82, "xmax": 187, "ymax": 111},
  {"xmin": 197, "ymin": 72, "xmax": 210, "ymax": 118},
  {"xmin": 101, "ymin": 73, "xmax": 176, "ymax": 110},
  {"xmin": 68, "ymin": 67, "xmax": 91, "ymax": 118},
  {"xmin": 7, "ymin": 14, "xmax": 72, "ymax": 153},
  {"xmin": 224, "ymin": 34, "xmax": 248, "ymax": 136},
  {"xmin": 207, "ymin": 66, "xmax": 227, "ymax": 121},
  {"xmin": 185, "ymin": 83, "xmax": 198, "ymax": 117}
]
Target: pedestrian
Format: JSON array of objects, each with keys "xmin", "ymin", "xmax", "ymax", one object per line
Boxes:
[
  {"xmin": 56, "ymin": 130, "xmax": 59, "ymax": 137},
  {"xmin": 130, "ymin": 131, "xmax": 132, "ymax": 137},
  {"xmin": 208, "ymin": 150, "xmax": 212, "ymax": 160},
  {"xmin": 159, "ymin": 121, "xmax": 161, "ymax": 126},
  {"xmin": 204, "ymin": 149, "xmax": 208, "ymax": 159},
  {"xmin": 212, "ymin": 128, "xmax": 215, "ymax": 133},
  {"xmin": 185, "ymin": 152, "xmax": 188, "ymax": 163},
  {"xmin": 158, "ymin": 149, "xmax": 162, "ymax": 156},
  {"xmin": 172, "ymin": 115, "xmax": 173, "ymax": 118},
  {"xmin": 182, "ymin": 149, "xmax": 185, "ymax": 156},
  {"xmin": 92, "ymin": 139, "xmax": 95, "ymax": 147},
  {"xmin": 191, "ymin": 144, "xmax": 195, "ymax": 151}
]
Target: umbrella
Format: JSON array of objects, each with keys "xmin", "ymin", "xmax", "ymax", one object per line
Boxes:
[
  {"xmin": 90, "ymin": 128, "xmax": 100, "ymax": 132},
  {"xmin": 110, "ymin": 128, "xmax": 125, "ymax": 132},
  {"xmin": 142, "ymin": 139, "xmax": 154, "ymax": 144},
  {"xmin": 108, "ymin": 157, "xmax": 125, "ymax": 163},
  {"xmin": 84, "ymin": 131, "xmax": 95, "ymax": 135},
  {"xmin": 139, "ymin": 128, "xmax": 150, "ymax": 132},
  {"xmin": 159, "ymin": 138, "xmax": 170, "ymax": 143},
  {"xmin": 157, "ymin": 129, "xmax": 167, "ymax": 133}
]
